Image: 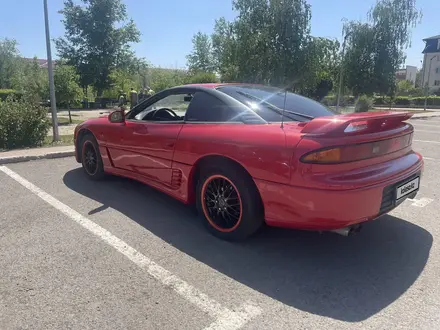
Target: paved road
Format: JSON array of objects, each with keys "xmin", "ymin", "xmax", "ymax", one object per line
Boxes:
[{"xmin": 1, "ymin": 117, "xmax": 440, "ymax": 329}]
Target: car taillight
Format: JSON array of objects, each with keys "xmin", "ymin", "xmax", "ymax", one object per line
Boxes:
[
  {"xmin": 300, "ymin": 133, "xmax": 413, "ymax": 164},
  {"xmin": 344, "ymin": 120, "xmax": 369, "ymax": 133},
  {"xmin": 302, "ymin": 148, "xmax": 342, "ymax": 163}
]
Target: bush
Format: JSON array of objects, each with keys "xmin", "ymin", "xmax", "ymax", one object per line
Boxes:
[
  {"xmin": 0, "ymin": 89, "xmax": 22, "ymax": 101},
  {"xmin": 415, "ymin": 96, "xmax": 440, "ymax": 106},
  {"xmin": 394, "ymin": 96, "xmax": 411, "ymax": 106},
  {"xmin": 374, "ymin": 96, "xmax": 440, "ymax": 107},
  {"xmin": 322, "ymin": 95, "xmax": 337, "ymax": 106},
  {"xmin": 185, "ymin": 71, "xmax": 219, "ymax": 84},
  {"xmin": 355, "ymin": 95, "xmax": 374, "ymax": 112},
  {"xmin": 321, "ymin": 95, "xmax": 356, "ymax": 107},
  {"xmin": 0, "ymin": 97, "xmax": 50, "ymax": 150},
  {"xmin": 374, "ymin": 97, "xmax": 385, "ymax": 105}
]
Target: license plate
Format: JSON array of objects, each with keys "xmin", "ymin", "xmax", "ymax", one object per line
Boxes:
[{"xmin": 396, "ymin": 177, "xmax": 419, "ymax": 200}]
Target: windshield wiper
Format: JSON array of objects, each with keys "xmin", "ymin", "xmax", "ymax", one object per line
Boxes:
[{"xmin": 236, "ymin": 90, "xmax": 314, "ymax": 121}]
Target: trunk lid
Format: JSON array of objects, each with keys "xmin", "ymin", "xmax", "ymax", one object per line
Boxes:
[
  {"xmin": 298, "ymin": 111, "xmax": 413, "ymax": 137},
  {"xmin": 288, "ymin": 111, "xmax": 415, "ymax": 169}
]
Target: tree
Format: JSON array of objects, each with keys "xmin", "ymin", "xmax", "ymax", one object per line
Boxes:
[
  {"xmin": 343, "ymin": 22, "xmax": 377, "ymax": 97},
  {"xmin": 106, "ymin": 68, "xmax": 137, "ymax": 98},
  {"xmin": 185, "ymin": 72, "xmax": 219, "ymax": 84},
  {"xmin": 300, "ymin": 37, "xmax": 340, "ymax": 98},
  {"xmin": 13, "ymin": 57, "xmax": 49, "ymax": 103},
  {"xmin": 397, "ymin": 79, "xmax": 415, "ymax": 96},
  {"xmin": 54, "ymin": 64, "xmax": 83, "ymax": 123},
  {"xmin": 55, "ymin": 0, "xmax": 141, "ymax": 97},
  {"xmin": 0, "ymin": 39, "xmax": 22, "ymax": 90},
  {"xmin": 0, "ymin": 39, "xmax": 50, "ymax": 102},
  {"xmin": 186, "ymin": 32, "xmax": 215, "ymax": 73},
  {"xmin": 369, "ymin": 0, "xmax": 421, "ymax": 97},
  {"xmin": 208, "ymin": 0, "xmax": 313, "ymax": 89},
  {"xmin": 211, "ymin": 17, "xmax": 239, "ymax": 81},
  {"xmin": 343, "ymin": 0, "xmax": 421, "ymax": 97}
]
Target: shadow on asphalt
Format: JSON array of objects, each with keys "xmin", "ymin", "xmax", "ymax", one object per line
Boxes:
[{"xmin": 63, "ymin": 168, "xmax": 432, "ymax": 322}]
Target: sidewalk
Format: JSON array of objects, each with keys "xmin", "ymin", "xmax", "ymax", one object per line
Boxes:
[
  {"xmin": 411, "ymin": 111, "xmax": 440, "ymax": 119},
  {"xmin": 374, "ymin": 107, "xmax": 440, "ymax": 112},
  {"xmin": 0, "ymin": 145, "xmax": 75, "ymax": 165}
]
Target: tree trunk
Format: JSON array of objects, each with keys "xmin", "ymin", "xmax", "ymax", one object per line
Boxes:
[
  {"xmin": 97, "ymin": 88, "xmax": 103, "ymax": 98},
  {"xmin": 68, "ymin": 102, "xmax": 72, "ymax": 124}
]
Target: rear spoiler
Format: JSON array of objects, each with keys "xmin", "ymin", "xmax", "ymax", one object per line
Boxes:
[{"xmin": 299, "ymin": 111, "xmax": 413, "ymax": 137}]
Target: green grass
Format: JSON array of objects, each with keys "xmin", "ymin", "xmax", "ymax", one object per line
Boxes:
[
  {"xmin": 43, "ymin": 134, "xmax": 75, "ymax": 147},
  {"xmin": 57, "ymin": 117, "xmax": 84, "ymax": 125}
]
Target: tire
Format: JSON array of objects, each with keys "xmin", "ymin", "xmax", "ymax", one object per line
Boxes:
[
  {"xmin": 80, "ymin": 133, "xmax": 105, "ymax": 180},
  {"xmin": 196, "ymin": 164, "xmax": 264, "ymax": 241}
]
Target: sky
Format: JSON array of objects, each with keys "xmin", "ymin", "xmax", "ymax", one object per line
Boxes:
[{"xmin": 1, "ymin": 0, "xmax": 439, "ymax": 69}]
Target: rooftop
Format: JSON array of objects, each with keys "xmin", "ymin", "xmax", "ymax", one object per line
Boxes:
[
  {"xmin": 423, "ymin": 35, "xmax": 440, "ymax": 41},
  {"xmin": 22, "ymin": 57, "xmax": 58, "ymax": 69}
]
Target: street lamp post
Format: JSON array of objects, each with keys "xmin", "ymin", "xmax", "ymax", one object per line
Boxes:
[
  {"xmin": 43, "ymin": 0, "xmax": 59, "ymax": 141},
  {"xmin": 424, "ymin": 55, "xmax": 436, "ymax": 111},
  {"xmin": 336, "ymin": 31, "xmax": 350, "ymax": 112}
]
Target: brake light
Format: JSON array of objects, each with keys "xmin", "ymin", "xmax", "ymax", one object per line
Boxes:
[
  {"xmin": 300, "ymin": 133, "xmax": 413, "ymax": 164},
  {"xmin": 344, "ymin": 120, "xmax": 368, "ymax": 133}
]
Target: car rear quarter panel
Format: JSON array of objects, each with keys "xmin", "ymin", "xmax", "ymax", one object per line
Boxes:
[{"xmin": 173, "ymin": 123, "xmax": 297, "ymax": 183}]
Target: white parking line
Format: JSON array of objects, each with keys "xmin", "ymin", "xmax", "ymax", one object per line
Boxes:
[
  {"xmin": 411, "ymin": 119, "xmax": 440, "ymax": 123},
  {"xmin": 411, "ymin": 120, "xmax": 440, "ymax": 125},
  {"xmin": 411, "ymin": 123, "xmax": 439, "ymax": 127},
  {"xmin": 414, "ymin": 129, "xmax": 440, "ymax": 134},
  {"xmin": 0, "ymin": 165, "xmax": 262, "ymax": 330},
  {"xmin": 407, "ymin": 197, "xmax": 434, "ymax": 207},
  {"xmin": 414, "ymin": 139, "xmax": 440, "ymax": 144}
]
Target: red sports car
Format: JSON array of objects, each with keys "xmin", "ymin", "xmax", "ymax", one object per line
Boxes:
[{"xmin": 74, "ymin": 83, "xmax": 424, "ymax": 241}]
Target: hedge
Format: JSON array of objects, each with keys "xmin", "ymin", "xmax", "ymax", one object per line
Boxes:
[
  {"xmin": 375, "ymin": 96, "xmax": 440, "ymax": 106},
  {"xmin": 0, "ymin": 89, "xmax": 22, "ymax": 101},
  {"xmin": 323, "ymin": 95, "xmax": 440, "ymax": 107}
]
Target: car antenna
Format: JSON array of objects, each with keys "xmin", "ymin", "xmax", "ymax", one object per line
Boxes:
[
  {"xmin": 281, "ymin": 87, "xmax": 287, "ymax": 129},
  {"xmin": 280, "ymin": 79, "xmax": 299, "ymax": 128}
]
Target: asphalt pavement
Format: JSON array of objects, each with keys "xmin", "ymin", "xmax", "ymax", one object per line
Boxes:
[{"xmin": 1, "ymin": 117, "xmax": 440, "ymax": 329}]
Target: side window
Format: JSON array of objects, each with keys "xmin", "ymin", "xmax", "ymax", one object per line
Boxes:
[
  {"xmin": 185, "ymin": 92, "xmax": 242, "ymax": 123},
  {"xmin": 134, "ymin": 93, "xmax": 193, "ymax": 121}
]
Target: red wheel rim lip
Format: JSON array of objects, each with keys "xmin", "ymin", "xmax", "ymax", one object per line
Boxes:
[
  {"xmin": 82, "ymin": 140, "xmax": 98, "ymax": 176},
  {"xmin": 201, "ymin": 174, "xmax": 243, "ymax": 233}
]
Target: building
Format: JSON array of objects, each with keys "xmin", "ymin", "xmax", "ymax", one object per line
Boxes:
[
  {"xmin": 421, "ymin": 35, "xmax": 440, "ymax": 90},
  {"xmin": 22, "ymin": 57, "xmax": 58, "ymax": 69},
  {"xmin": 396, "ymin": 65, "xmax": 417, "ymax": 86}
]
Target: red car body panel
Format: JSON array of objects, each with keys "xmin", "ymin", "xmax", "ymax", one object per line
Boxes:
[{"xmin": 74, "ymin": 84, "xmax": 424, "ymax": 232}]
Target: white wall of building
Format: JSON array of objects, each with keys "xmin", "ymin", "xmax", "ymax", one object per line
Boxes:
[
  {"xmin": 405, "ymin": 66, "xmax": 417, "ymax": 86},
  {"xmin": 422, "ymin": 52, "xmax": 440, "ymax": 90}
]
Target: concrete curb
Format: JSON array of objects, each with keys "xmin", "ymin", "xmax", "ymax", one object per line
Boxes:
[{"xmin": 0, "ymin": 150, "xmax": 75, "ymax": 165}]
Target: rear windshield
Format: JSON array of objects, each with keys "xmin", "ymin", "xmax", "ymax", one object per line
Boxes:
[{"xmin": 217, "ymin": 85, "xmax": 336, "ymax": 122}]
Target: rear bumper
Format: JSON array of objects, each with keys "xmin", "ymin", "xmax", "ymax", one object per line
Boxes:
[{"xmin": 256, "ymin": 153, "xmax": 424, "ymax": 231}]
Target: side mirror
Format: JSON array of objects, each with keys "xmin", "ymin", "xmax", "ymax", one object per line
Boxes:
[{"xmin": 108, "ymin": 110, "xmax": 125, "ymax": 123}]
